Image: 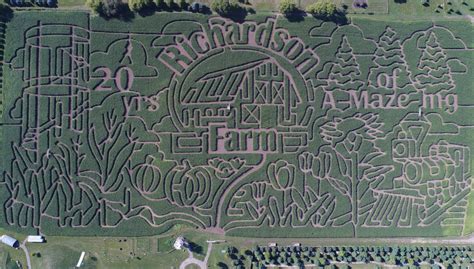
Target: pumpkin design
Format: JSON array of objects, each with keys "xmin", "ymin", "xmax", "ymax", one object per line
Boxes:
[{"xmin": 132, "ymin": 156, "xmax": 162, "ymax": 194}]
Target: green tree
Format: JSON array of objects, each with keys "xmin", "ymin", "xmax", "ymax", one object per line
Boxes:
[
  {"xmin": 178, "ymin": 0, "xmax": 187, "ymax": 9},
  {"xmin": 167, "ymin": 0, "xmax": 178, "ymax": 9},
  {"xmin": 263, "ymin": 251, "xmax": 271, "ymax": 261},
  {"xmin": 279, "ymin": 0, "xmax": 297, "ymax": 16},
  {"xmin": 86, "ymin": 0, "xmax": 103, "ymax": 13},
  {"xmin": 128, "ymin": 0, "xmax": 152, "ymax": 12},
  {"xmin": 216, "ymin": 262, "xmax": 228, "ymax": 268},
  {"xmin": 387, "ymin": 255, "xmax": 397, "ymax": 265},
  {"xmin": 101, "ymin": 0, "xmax": 124, "ymax": 17},
  {"xmin": 155, "ymin": 0, "xmax": 166, "ymax": 9},
  {"xmin": 306, "ymin": 0, "xmax": 337, "ymax": 17},
  {"xmin": 210, "ymin": 0, "xmax": 239, "ymax": 16}
]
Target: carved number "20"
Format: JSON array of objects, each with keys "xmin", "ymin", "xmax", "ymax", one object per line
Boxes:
[{"xmin": 94, "ymin": 66, "xmax": 135, "ymax": 91}]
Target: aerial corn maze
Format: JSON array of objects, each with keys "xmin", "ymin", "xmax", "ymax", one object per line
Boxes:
[{"xmin": 0, "ymin": 12, "xmax": 472, "ymax": 238}]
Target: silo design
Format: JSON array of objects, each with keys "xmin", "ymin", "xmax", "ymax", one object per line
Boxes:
[{"xmin": 8, "ymin": 21, "xmax": 90, "ymax": 161}]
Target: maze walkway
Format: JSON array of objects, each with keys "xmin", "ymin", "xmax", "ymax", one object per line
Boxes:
[{"xmin": 0, "ymin": 13, "xmax": 472, "ymax": 238}]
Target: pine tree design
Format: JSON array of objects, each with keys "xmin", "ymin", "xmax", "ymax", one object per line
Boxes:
[
  {"xmin": 414, "ymin": 32, "xmax": 456, "ymax": 94},
  {"xmin": 367, "ymin": 27, "xmax": 413, "ymax": 91},
  {"xmin": 325, "ymin": 36, "xmax": 364, "ymax": 91}
]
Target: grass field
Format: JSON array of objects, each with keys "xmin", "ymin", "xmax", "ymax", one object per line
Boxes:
[
  {"xmin": 2, "ymin": 227, "xmax": 471, "ymax": 269},
  {"xmin": 50, "ymin": 0, "xmax": 474, "ymax": 15},
  {"xmin": 58, "ymin": 0, "xmax": 87, "ymax": 7},
  {"xmin": 0, "ymin": 227, "xmax": 27, "ymax": 269},
  {"xmin": 0, "ymin": 224, "xmax": 190, "ymax": 268},
  {"xmin": 464, "ymin": 174, "xmax": 474, "ymax": 235},
  {"xmin": 0, "ymin": 4, "xmax": 473, "ymax": 242}
]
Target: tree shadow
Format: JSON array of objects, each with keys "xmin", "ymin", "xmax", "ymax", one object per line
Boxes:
[
  {"xmin": 200, "ymin": 5, "xmax": 212, "ymax": 14},
  {"xmin": 311, "ymin": 10, "xmax": 349, "ymax": 25},
  {"xmin": 33, "ymin": 0, "xmax": 58, "ymax": 8},
  {"xmin": 186, "ymin": 2, "xmax": 212, "ymax": 14},
  {"xmin": 0, "ymin": 4, "xmax": 13, "ymax": 22},
  {"xmin": 286, "ymin": 10, "xmax": 306, "ymax": 22},
  {"xmin": 137, "ymin": 3, "xmax": 157, "ymax": 17},
  {"xmin": 221, "ymin": 6, "xmax": 253, "ymax": 23},
  {"xmin": 163, "ymin": 1, "xmax": 180, "ymax": 11},
  {"xmin": 46, "ymin": 0, "xmax": 58, "ymax": 8},
  {"xmin": 7, "ymin": 1, "xmax": 33, "ymax": 7},
  {"xmin": 217, "ymin": 262, "xmax": 229, "ymax": 269},
  {"xmin": 100, "ymin": 3, "xmax": 135, "ymax": 22},
  {"xmin": 188, "ymin": 242, "xmax": 203, "ymax": 255}
]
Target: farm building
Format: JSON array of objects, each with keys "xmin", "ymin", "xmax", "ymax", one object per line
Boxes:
[
  {"xmin": 173, "ymin": 237, "xmax": 188, "ymax": 250},
  {"xmin": 76, "ymin": 251, "xmax": 86, "ymax": 268},
  {"xmin": 26, "ymin": 235, "xmax": 45, "ymax": 243},
  {"xmin": 0, "ymin": 235, "xmax": 20, "ymax": 248}
]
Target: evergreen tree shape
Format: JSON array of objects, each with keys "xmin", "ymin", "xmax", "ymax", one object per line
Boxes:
[
  {"xmin": 414, "ymin": 32, "xmax": 455, "ymax": 94},
  {"xmin": 325, "ymin": 36, "xmax": 364, "ymax": 91},
  {"xmin": 367, "ymin": 27, "xmax": 413, "ymax": 91}
]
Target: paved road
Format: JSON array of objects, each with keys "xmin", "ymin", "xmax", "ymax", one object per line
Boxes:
[
  {"xmin": 20, "ymin": 239, "xmax": 31, "ymax": 269},
  {"xmin": 179, "ymin": 242, "xmax": 213, "ymax": 269}
]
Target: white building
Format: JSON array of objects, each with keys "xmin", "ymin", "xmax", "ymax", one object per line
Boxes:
[
  {"xmin": 26, "ymin": 235, "xmax": 45, "ymax": 243},
  {"xmin": 173, "ymin": 236, "xmax": 188, "ymax": 250},
  {"xmin": 0, "ymin": 235, "xmax": 19, "ymax": 248},
  {"xmin": 76, "ymin": 251, "xmax": 86, "ymax": 268}
]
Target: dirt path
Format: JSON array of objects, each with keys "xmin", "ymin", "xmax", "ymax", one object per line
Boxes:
[
  {"xmin": 20, "ymin": 239, "xmax": 31, "ymax": 269},
  {"xmin": 240, "ymin": 234, "xmax": 474, "ymax": 246},
  {"xmin": 179, "ymin": 242, "xmax": 213, "ymax": 269},
  {"xmin": 264, "ymin": 259, "xmax": 449, "ymax": 268},
  {"xmin": 215, "ymin": 156, "xmax": 267, "ymax": 229}
]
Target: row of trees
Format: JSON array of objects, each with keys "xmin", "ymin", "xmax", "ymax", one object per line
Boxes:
[
  {"xmin": 5, "ymin": 0, "xmax": 56, "ymax": 7},
  {"xmin": 86, "ymin": 0, "xmax": 196, "ymax": 17},
  {"xmin": 221, "ymin": 245, "xmax": 473, "ymax": 268},
  {"xmin": 279, "ymin": 0, "xmax": 338, "ymax": 18},
  {"xmin": 86, "ymin": 0, "xmax": 258, "ymax": 19},
  {"xmin": 85, "ymin": 0, "xmax": 341, "ymax": 20}
]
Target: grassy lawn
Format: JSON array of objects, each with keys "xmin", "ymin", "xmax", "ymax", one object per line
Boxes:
[
  {"xmin": 2, "ymin": 225, "xmax": 473, "ymax": 269},
  {"xmin": 181, "ymin": 229, "xmax": 474, "ymax": 268},
  {"xmin": 0, "ymin": 248, "xmax": 23, "ymax": 269},
  {"xmin": 0, "ymin": 228, "xmax": 27, "ymax": 269},
  {"xmin": 388, "ymin": 0, "xmax": 474, "ymax": 17},
  {"xmin": 58, "ymin": 0, "xmax": 87, "ymax": 8},
  {"xmin": 463, "ymin": 158, "xmax": 474, "ymax": 236},
  {"xmin": 27, "ymin": 231, "xmax": 188, "ymax": 268}
]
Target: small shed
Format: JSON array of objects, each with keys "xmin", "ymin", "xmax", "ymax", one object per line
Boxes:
[
  {"xmin": 173, "ymin": 236, "xmax": 188, "ymax": 250},
  {"xmin": 26, "ymin": 235, "xmax": 45, "ymax": 243},
  {"xmin": 0, "ymin": 235, "xmax": 20, "ymax": 248},
  {"xmin": 76, "ymin": 251, "xmax": 86, "ymax": 268}
]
